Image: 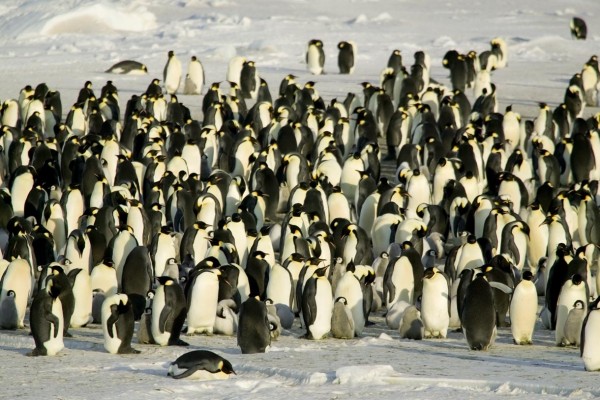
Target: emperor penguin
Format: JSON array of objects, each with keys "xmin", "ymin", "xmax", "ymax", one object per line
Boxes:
[
  {"xmin": 67, "ymin": 268, "xmax": 93, "ymax": 328},
  {"xmin": 421, "ymin": 267, "xmax": 450, "ymax": 339},
  {"xmin": 581, "ymin": 297, "xmax": 600, "ymax": 371},
  {"xmin": 168, "ymin": 350, "xmax": 236, "ymax": 380},
  {"xmin": 0, "ymin": 258, "xmax": 32, "ymax": 329},
  {"xmin": 27, "ymin": 276, "xmax": 64, "ymax": 356},
  {"xmin": 302, "ymin": 268, "xmax": 333, "ymax": 339},
  {"xmin": 399, "ymin": 305, "xmax": 424, "ymax": 340},
  {"xmin": 306, "ymin": 39, "xmax": 325, "ymax": 75},
  {"xmin": 331, "ymin": 297, "xmax": 355, "ymax": 339},
  {"xmin": 186, "ymin": 268, "xmax": 221, "ymax": 335},
  {"xmin": 102, "ymin": 293, "xmax": 140, "ymax": 354},
  {"xmin": 183, "ymin": 56, "xmax": 205, "ymax": 95},
  {"xmin": 337, "ymin": 41, "xmax": 355, "ymax": 74},
  {"xmin": 163, "ymin": 50, "xmax": 182, "ymax": 95},
  {"xmin": 555, "ymin": 274, "xmax": 588, "ymax": 346},
  {"xmin": 0, "ymin": 290, "xmax": 18, "ymax": 329},
  {"xmin": 461, "ymin": 273, "xmax": 497, "ymax": 350},
  {"xmin": 237, "ymin": 297, "xmax": 272, "ymax": 354},
  {"xmin": 563, "ymin": 299, "xmax": 585, "ymax": 347},
  {"xmin": 571, "ymin": 17, "xmax": 587, "ymax": 40},
  {"xmin": 334, "ymin": 265, "xmax": 365, "ymax": 336},
  {"xmin": 151, "ymin": 276, "xmax": 188, "ymax": 346},
  {"xmin": 509, "ymin": 271, "xmax": 538, "ymax": 345}
]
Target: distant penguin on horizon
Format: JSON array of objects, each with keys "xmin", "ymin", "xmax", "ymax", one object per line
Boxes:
[
  {"xmin": 163, "ymin": 50, "xmax": 182, "ymax": 94},
  {"xmin": 307, "ymin": 39, "xmax": 325, "ymax": 75}
]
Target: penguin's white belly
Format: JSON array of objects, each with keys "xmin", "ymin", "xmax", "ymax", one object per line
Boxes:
[
  {"xmin": 509, "ymin": 283, "xmax": 538, "ymax": 344},
  {"xmin": 70, "ymin": 274, "xmax": 92, "ymax": 328},
  {"xmin": 421, "ymin": 280, "xmax": 449, "ymax": 337},
  {"xmin": 187, "ymin": 278, "xmax": 219, "ymax": 334},
  {"xmin": 168, "ymin": 365, "xmax": 230, "ymax": 380},
  {"xmin": 307, "ymin": 47, "xmax": 322, "ymax": 74},
  {"xmin": 45, "ymin": 299, "xmax": 64, "ymax": 356},
  {"xmin": 583, "ymin": 311, "xmax": 600, "ymax": 371},
  {"xmin": 309, "ymin": 280, "xmax": 333, "ymax": 339},
  {"xmin": 389, "ymin": 257, "xmax": 414, "ymax": 306},
  {"xmin": 104, "ymin": 324, "xmax": 122, "ymax": 354},
  {"xmin": 152, "ymin": 287, "xmax": 170, "ymax": 346}
]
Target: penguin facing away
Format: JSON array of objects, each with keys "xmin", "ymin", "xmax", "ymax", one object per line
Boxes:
[
  {"xmin": 237, "ymin": 297, "xmax": 272, "ymax": 354},
  {"xmin": 168, "ymin": 350, "xmax": 236, "ymax": 380},
  {"xmin": 461, "ymin": 273, "xmax": 497, "ymax": 351}
]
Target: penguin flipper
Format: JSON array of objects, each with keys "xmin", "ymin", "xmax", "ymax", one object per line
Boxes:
[
  {"xmin": 43, "ymin": 301, "xmax": 60, "ymax": 338},
  {"xmin": 159, "ymin": 305, "xmax": 174, "ymax": 334},
  {"xmin": 169, "ymin": 364, "xmax": 205, "ymax": 379},
  {"xmin": 106, "ymin": 305, "xmax": 119, "ymax": 339}
]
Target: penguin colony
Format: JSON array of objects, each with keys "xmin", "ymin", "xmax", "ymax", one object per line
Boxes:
[{"xmin": 0, "ymin": 33, "xmax": 600, "ymax": 375}]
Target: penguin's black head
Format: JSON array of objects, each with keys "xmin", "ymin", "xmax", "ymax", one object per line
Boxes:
[
  {"xmin": 571, "ymin": 274, "xmax": 583, "ymax": 285},
  {"xmin": 573, "ymin": 300, "xmax": 585, "ymax": 309},
  {"xmin": 522, "ymin": 271, "xmax": 534, "ymax": 281},
  {"xmin": 168, "ymin": 50, "xmax": 175, "ymax": 58},
  {"xmin": 156, "ymin": 276, "xmax": 175, "ymax": 286},
  {"xmin": 220, "ymin": 358, "xmax": 236, "ymax": 375},
  {"xmin": 423, "ymin": 267, "xmax": 436, "ymax": 279}
]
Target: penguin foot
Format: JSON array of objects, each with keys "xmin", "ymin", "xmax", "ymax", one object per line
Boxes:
[
  {"xmin": 169, "ymin": 338, "xmax": 189, "ymax": 346},
  {"xmin": 64, "ymin": 332, "xmax": 73, "ymax": 338},
  {"xmin": 119, "ymin": 347, "xmax": 141, "ymax": 354},
  {"xmin": 26, "ymin": 348, "xmax": 46, "ymax": 357}
]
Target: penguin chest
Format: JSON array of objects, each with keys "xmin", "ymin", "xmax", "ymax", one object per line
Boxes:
[
  {"xmin": 509, "ymin": 283, "xmax": 537, "ymax": 343},
  {"xmin": 45, "ymin": 298, "xmax": 64, "ymax": 356},
  {"xmin": 307, "ymin": 46, "xmax": 323, "ymax": 74},
  {"xmin": 334, "ymin": 274, "xmax": 365, "ymax": 335},
  {"xmin": 103, "ymin": 317, "xmax": 123, "ymax": 354},
  {"xmin": 390, "ymin": 257, "xmax": 415, "ymax": 305},
  {"xmin": 151, "ymin": 287, "xmax": 170, "ymax": 345},
  {"xmin": 309, "ymin": 280, "xmax": 333, "ymax": 339},
  {"xmin": 421, "ymin": 277, "xmax": 449, "ymax": 336},
  {"xmin": 70, "ymin": 273, "xmax": 92, "ymax": 328},
  {"xmin": 187, "ymin": 275, "xmax": 219, "ymax": 334},
  {"xmin": 583, "ymin": 311, "xmax": 600, "ymax": 370}
]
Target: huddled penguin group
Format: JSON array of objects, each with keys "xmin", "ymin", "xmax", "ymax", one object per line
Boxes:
[{"xmin": 1, "ymin": 33, "xmax": 600, "ymax": 377}]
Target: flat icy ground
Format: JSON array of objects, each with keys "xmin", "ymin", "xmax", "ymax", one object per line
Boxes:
[
  {"xmin": 0, "ymin": 314, "xmax": 597, "ymax": 400},
  {"xmin": 1, "ymin": 0, "xmax": 600, "ymax": 398}
]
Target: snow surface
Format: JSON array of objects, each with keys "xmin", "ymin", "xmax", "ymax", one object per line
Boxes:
[{"xmin": 1, "ymin": 0, "xmax": 600, "ymax": 399}]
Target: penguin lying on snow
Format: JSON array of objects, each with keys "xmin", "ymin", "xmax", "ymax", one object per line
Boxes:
[
  {"xmin": 168, "ymin": 350, "xmax": 236, "ymax": 380},
  {"xmin": 105, "ymin": 60, "xmax": 148, "ymax": 75}
]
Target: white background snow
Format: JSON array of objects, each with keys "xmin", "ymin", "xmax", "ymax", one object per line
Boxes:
[{"xmin": 1, "ymin": 0, "xmax": 600, "ymax": 398}]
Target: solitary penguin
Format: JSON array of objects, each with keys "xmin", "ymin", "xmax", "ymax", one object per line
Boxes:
[
  {"xmin": 168, "ymin": 350, "xmax": 236, "ymax": 380},
  {"xmin": 105, "ymin": 60, "xmax": 148, "ymax": 75},
  {"xmin": 306, "ymin": 39, "xmax": 325, "ymax": 75},
  {"xmin": 571, "ymin": 17, "xmax": 587, "ymax": 40},
  {"xmin": 183, "ymin": 56, "xmax": 205, "ymax": 95},
  {"xmin": 338, "ymin": 41, "xmax": 355, "ymax": 74},
  {"xmin": 163, "ymin": 50, "xmax": 182, "ymax": 95},
  {"xmin": 102, "ymin": 293, "xmax": 140, "ymax": 354}
]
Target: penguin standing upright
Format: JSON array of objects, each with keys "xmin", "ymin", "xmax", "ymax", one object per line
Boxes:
[
  {"xmin": 183, "ymin": 56, "xmax": 205, "ymax": 95},
  {"xmin": 163, "ymin": 50, "xmax": 182, "ymax": 95},
  {"xmin": 306, "ymin": 39, "xmax": 325, "ymax": 75},
  {"xmin": 582, "ymin": 297, "xmax": 600, "ymax": 370},
  {"xmin": 338, "ymin": 41, "xmax": 355, "ymax": 74},
  {"xmin": 28, "ymin": 276, "xmax": 64, "ymax": 356},
  {"xmin": 509, "ymin": 271, "xmax": 537, "ymax": 345},
  {"xmin": 461, "ymin": 273, "xmax": 497, "ymax": 350},
  {"xmin": 151, "ymin": 276, "xmax": 188, "ymax": 346},
  {"xmin": 237, "ymin": 297, "xmax": 272, "ymax": 354},
  {"xmin": 421, "ymin": 267, "xmax": 450, "ymax": 339},
  {"xmin": 0, "ymin": 258, "xmax": 32, "ymax": 329},
  {"xmin": 302, "ymin": 268, "xmax": 333, "ymax": 339},
  {"xmin": 185, "ymin": 268, "xmax": 221, "ymax": 335},
  {"xmin": 101, "ymin": 293, "xmax": 140, "ymax": 354}
]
